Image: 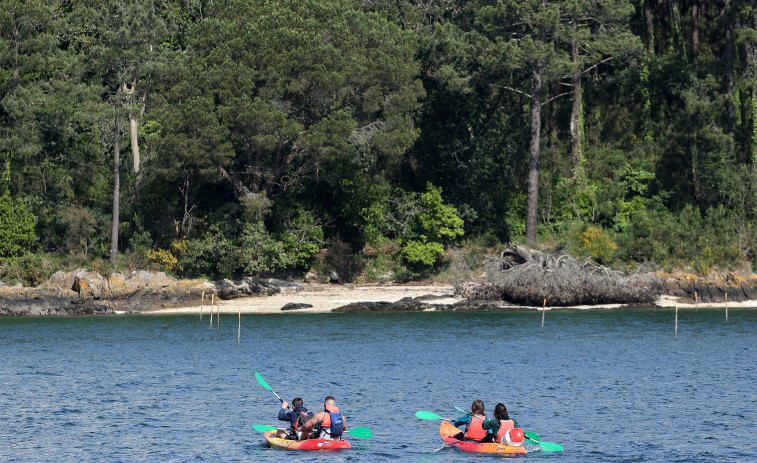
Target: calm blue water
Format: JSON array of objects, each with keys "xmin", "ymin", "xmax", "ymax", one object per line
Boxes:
[{"xmin": 1, "ymin": 308, "xmax": 756, "ymax": 462}]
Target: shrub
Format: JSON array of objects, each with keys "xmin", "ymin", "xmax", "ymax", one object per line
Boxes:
[
  {"xmin": 567, "ymin": 225, "xmax": 618, "ymax": 264},
  {"xmin": 0, "ymin": 193, "xmax": 36, "ymax": 258},
  {"xmin": 401, "ymin": 239, "xmax": 444, "ymax": 268}
]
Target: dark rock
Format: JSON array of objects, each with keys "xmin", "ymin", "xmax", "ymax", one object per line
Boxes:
[
  {"xmin": 281, "ymin": 303, "xmax": 314, "ymax": 311},
  {"xmin": 215, "ymin": 277, "xmax": 291, "ymax": 299}
]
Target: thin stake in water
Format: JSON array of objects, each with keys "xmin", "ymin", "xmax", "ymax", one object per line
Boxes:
[
  {"xmin": 238, "ymin": 306, "xmax": 241, "ymax": 345},
  {"xmin": 725, "ymin": 292, "xmax": 728, "ymax": 321},
  {"xmin": 675, "ymin": 304, "xmax": 678, "ymax": 341},
  {"xmin": 210, "ymin": 294, "xmax": 214, "ymax": 328},
  {"xmin": 217, "ymin": 301, "xmax": 221, "ymax": 334},
  {"xmin": 200, "ymin": 290, "xmax": 204, "ymax": 320},
  {"xmin": 541, "ymin": 298, "xmax": 546, "ymax": 328}
]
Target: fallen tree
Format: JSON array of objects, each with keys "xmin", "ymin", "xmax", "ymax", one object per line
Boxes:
[{"xmin": 454, "ymin": 244, "xmax": 662, "ymax": 306}]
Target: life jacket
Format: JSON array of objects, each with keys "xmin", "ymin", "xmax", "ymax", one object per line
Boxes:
[
  {"xmin": 495, "ymin": 419, "xmax": 515, "ymax": 443},
  {"xmin": 320, "ymin": 405, "xmax": 344, "ymax": 438},
  {"xmin": 293, "ymin": 407, "xmax": 312, "ymax": 430},
  {"xmin": 463, "ymin": 413, "xmax": 487, "ymax": 441}
]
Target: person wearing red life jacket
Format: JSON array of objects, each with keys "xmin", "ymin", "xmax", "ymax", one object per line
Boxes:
[
  {"xmin": 452, "ymin": 399, "xmax": 489, "ymax": 442},
  {"xmin": 299, "ymin": 396, "xmax": 347, "ymax": 440},
  {"xmin": 275, "ymin": 398, "xmax": 313, "ymax": 439},
  {"xmin": 487, "ymin": 402, "xmax": 523, "ymax": 446}
]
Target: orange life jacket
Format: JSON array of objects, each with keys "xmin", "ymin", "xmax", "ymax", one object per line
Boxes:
[
  {"xmin": 464, "ymin": 414, "xmax": 487, "ymax": 441},
  {"xmin": 495, "ymin": 419, "xmax": 515, "ymax": 442},
  {"xmin": 320, "ymin": 406, "xmax": 339, "ymax": 428}
]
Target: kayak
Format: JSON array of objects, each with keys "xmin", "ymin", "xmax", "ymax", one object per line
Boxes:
[
  {"xmin": 263, "ymin": 429, "xmax": 352, "ymax": 450},
  {"xmin": 440, "ymin": 421, "xmax": 528, "ymax": 454}
]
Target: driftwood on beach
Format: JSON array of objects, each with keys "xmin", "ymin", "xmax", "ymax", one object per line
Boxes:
[{"xmin": 454, "ymin": 244, "xmax": 662, "ymax": 306}]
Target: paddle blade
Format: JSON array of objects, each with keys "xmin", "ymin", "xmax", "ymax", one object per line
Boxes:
[
  {"xmin": 253, "ymin": 424, "xmax": 277, "ymax": 433},
  {"xmin": 525, "ymin": 431, "xmax": 540, "ymax": 442},
  {"xmin": 254, "ymin": 371, "xmax": 273, "ymax": 391},
  {"xmin": 415, "ymin": 410, "xmax": 443, "ymax": 420},
  {"xmin": 347, "ymin": 427, "xmax": 372, "ymax": 439},
  {"xmin": 539, "ymin": 441, "xmax": 564, "ymax": 452}
]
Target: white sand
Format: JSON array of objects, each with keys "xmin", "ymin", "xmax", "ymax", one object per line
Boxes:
[
  {"xmin": 155, "ymin": 283, "xmax": 462, "ymax": 314},
  {"xmin": 151, "ymin": 283, "xmax": 757, "ymax": 315}
]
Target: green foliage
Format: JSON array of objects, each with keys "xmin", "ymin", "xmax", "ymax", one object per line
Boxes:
[
  {"xmin": 401, "ymin": 239, "xmax": 445, "ymax": 268},
  {"xmin": 566, "ymin": 224, "xmax": 618, "ymax": 264},
  {"xmin": 0, "ymin": 193, "xmax": 36, "ymax": 257},
  {"xmin": 417, "ymin": 183, "xmax": 465, "ymax": 243}
]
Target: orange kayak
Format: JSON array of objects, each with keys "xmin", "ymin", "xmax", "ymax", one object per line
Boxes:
[
  {"xmin": 263, "ymin": 430, "xmax": 352, "ymax": 450},
  {"xmin": 440, "ymin": 421, "xmax": 528, "ymax": 454}
]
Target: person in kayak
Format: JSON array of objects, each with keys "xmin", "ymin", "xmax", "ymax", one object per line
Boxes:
[
  {"xmin": 299, "ymin": 396, "xmax": 346, "ymax": 440},
  {"xmin": 482, "ymin": 402, "xmax": 523, "ymax": 445},
  {"xmin": 452, "ymin": 399, "xmax": 489, "ymax": 442},
  {"xmin": 275, "ymin": 398, "xmax": 313, "ymax": 440}
]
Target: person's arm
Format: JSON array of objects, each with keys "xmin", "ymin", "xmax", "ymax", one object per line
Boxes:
[
  {"xmin": 481, "ymin": 418, "xmax": 500, "ymax": 433},
  {"xmin": 513, "ymin": 419, "xmax": 519, "ymax": 428},
  {"xmin": 277, "ymin": 401, "xmax": 296, "ymax": 426},
  {"xmin": 301, "ymin": 412, "xmax": 322, "ymax": 431},
  {"xmin": 452, "ymin": 414, "xmax": 471, "ymax": 428}
]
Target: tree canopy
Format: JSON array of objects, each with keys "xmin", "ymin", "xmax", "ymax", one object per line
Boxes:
[{"xmin": 1, "ymin": 0, "xmax": 756, "ymax": 282}]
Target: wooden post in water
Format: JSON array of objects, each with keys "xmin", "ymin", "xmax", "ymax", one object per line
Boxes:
[
  {"xmin": 675, "ymin": 304, "xmax": 678, "ymax": 341},
  {"xmin": 238, "ymin": 306, "xmax": 241, "ymax": 345},
  {"xmin": 695, "ymin": 291, "xmax": 698, "ymax": 309},
  {"xmin": 725, "ymin": 292, "xmax": 728, "ymax": 321},
  {"xmin": 200, "ymin": 290, "xmax": 205, "ymax": 320},
  {"xmin": 217, "ymin": 301, "xmax": 221, "ymax": 334},
  {"xmin": 210, "ymin": 294, "xmax": 214, "ymax": 327},
  {"xmin": 541, "ymin": 298, "xmax": 546, "ymax": 328}
]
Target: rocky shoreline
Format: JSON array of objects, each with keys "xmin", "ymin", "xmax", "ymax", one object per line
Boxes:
[{"xmin": 1, "ymin": 268, "xmax": 757, "ymax": 316}]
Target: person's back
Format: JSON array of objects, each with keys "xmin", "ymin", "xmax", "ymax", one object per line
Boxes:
[
  {"xmin": 276, "ymin": 398, "xmax": 312, "ymax": 439},
  {"xmin": 300, "ymin": 396, "xmax": 347, "ymax": 440},
  {"xmin": 453, "ymin": 400, "xmax": 488, "ymax": 442}
]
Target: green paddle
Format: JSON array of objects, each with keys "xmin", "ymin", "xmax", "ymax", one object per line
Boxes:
[
  {"xmin": 415, "ymin": 410, "xmax": 453, "ymax": 421},
  {"xmin": 253, "ymin": 424, "xmax": 372, "ymax": 439},
  {"xmin": 254, "ymin": 371, "xmax": 290, "ymax": 410}
]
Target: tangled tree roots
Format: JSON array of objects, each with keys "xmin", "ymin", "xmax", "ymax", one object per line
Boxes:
[{"xmin": 454, "ymin": 244, "xmax": 662, "ymax": 306}]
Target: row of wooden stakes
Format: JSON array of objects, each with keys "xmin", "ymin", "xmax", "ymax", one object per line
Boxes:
[{"xmin": 199, "ymin": 291, "xmax": 242, "ymax": 345}]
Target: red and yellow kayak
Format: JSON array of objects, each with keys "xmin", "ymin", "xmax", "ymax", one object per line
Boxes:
[
  {"xmin": 263, "ymin": 430, "xmax": 352, "ymax": 450},
  {"xmin": 440, "ymin": 421, "xmax": 528, "ymax": 454}
]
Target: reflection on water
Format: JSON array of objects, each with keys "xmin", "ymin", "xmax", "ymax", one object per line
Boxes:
[{"xmin": 1, "ymin": 308, "xmax": 756, "ymax": 462}]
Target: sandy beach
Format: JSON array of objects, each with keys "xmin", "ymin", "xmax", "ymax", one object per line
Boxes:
[
  {"xmin": 151, "ymin": 283, "xmax": 757, "ymax": 315},
  {"xmin": 154, "ymin": 283, "xmax": 463, "ymax": 314}
]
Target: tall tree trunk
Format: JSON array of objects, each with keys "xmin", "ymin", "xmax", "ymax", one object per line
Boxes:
[
  {"xmin": 549, "ymin": 82, "xmax": 560, "ymax": 175},
  {"xmin": 644, "ymin": 0, "xmax": 655, "ymax": 55},
  {"xmin": 692, "ymin": 0, "xmax": 700, "ymax": 56},
  {"xmin": 723, "ymin": 2, "xmax": 735, "ymax": 137},
  {"xmin": 570, "ymin": 39, "xmax": 583, "ymax": 179},
  {"xmin": 110, "ymin": 111, "xmax": 121, "ymax": 263},
  {"xmin": 130, "ymin": 115, "xmax": 140, "ymax": 173},
  {"xmin": 526, "ymin": 60, "xmax": 543, "ymax": 244}
]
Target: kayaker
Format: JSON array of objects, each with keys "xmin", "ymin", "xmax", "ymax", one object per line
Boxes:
[
  {"xmin": 299, "ymin": 396, "xmax": 346, "ymax": 440},
  {"xmin": 485, "ymin": 403, "xmax": 523, "ymax": 445},
  {"xmin": 453, "ymin": 399, "xmax": 489, "ymax": 442},
  {"xmin": 275, "ymin": 398, "xmax": 313, "ymax": 440}
]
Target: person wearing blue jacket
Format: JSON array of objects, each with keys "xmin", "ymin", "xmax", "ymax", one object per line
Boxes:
[{"xmin": 275, "ymin": 398, "xmax": 312, "ymax": 439}]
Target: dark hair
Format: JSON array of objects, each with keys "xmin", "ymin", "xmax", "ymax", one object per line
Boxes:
[
  {"xmin": 494, "ymin": 403, "xmax": 509, "ymax": 421},
  {"xmin": 324, "ymin": 396, "xmax": 335, "ymax": 403},
  {"xmin": 292, "ymin": 398, "xmax": 303, "ymax": 408},
  {"xmin": 471, "ymin": 399, "xmax": 485, "ymax": 415}
]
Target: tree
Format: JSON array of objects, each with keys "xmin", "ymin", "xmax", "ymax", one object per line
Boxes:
[
  {"xmin": 75, "ymin": 0, "xmax": 170, "ymax": 262},
  {"xmin": 190, "ymin": 0, "xmax": 425, "ymax": 204}
]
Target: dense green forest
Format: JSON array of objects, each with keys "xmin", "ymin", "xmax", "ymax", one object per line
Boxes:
[{"xmin": 2, "ymin": 0, "xmax": 757, "ymax": 284}]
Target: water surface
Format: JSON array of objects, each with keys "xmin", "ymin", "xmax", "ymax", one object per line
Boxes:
[{"xmin": 1, "ymin": 308, "xmax": 755, "ymax": 462}]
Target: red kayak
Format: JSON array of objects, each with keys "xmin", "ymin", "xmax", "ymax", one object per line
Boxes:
[{"xmin": 264, "ymin": 430, "xmax": 352, "ymax": 450}]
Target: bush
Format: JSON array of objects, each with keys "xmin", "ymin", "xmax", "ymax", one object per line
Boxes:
[
  {"xmin": 567, "ymin": 224, "xmax": 618, "ymax": 264},
  {"xmin": 0, "ymin": 193, "xmax": 36, "ymax": 258}
]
